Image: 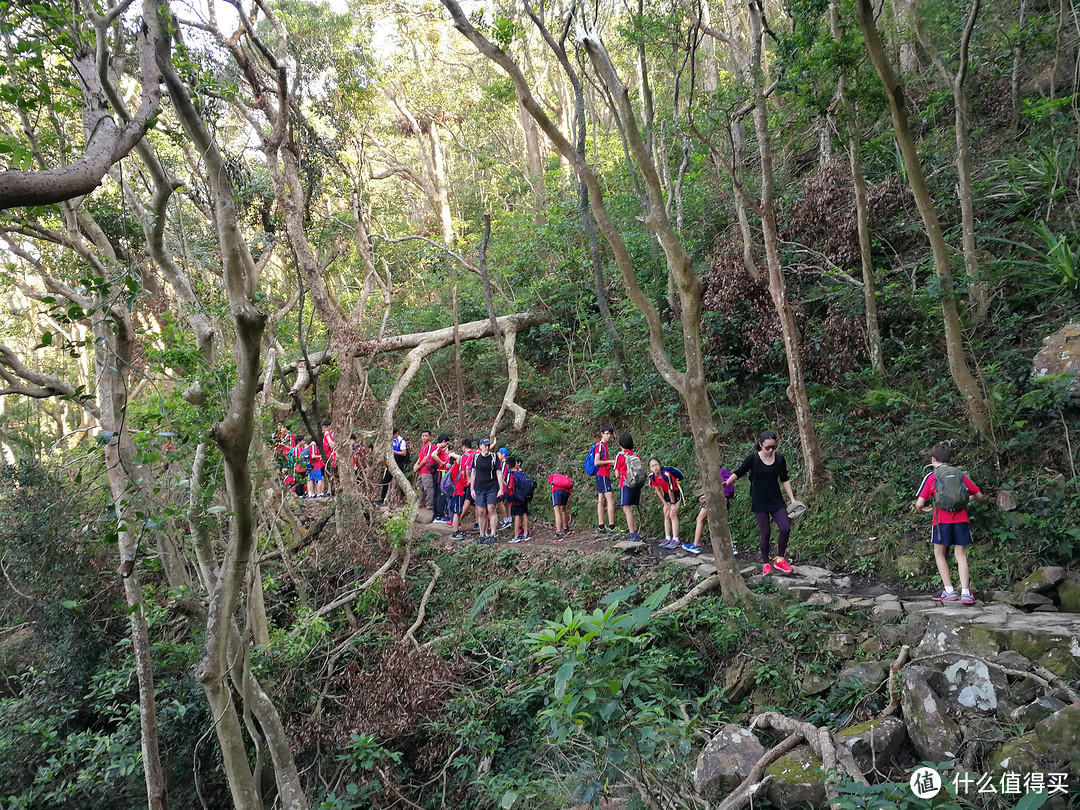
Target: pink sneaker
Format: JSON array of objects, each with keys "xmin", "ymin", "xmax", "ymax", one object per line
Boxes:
[
  {"xmin": 762, "ymin": 563, "xmax": 773, "ymax": 576},
  {"xmin": 773, "ymin": 557, "xmax": 793, "ymax": 574}
]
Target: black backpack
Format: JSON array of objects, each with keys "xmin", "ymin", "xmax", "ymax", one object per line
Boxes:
[
  {"xmin": 933, "ymin": 465, "xmax": 969, "ymax": 512},
  {"xmin": 510, "ymin": 471, "xmax": 535, "ymax": 503}
]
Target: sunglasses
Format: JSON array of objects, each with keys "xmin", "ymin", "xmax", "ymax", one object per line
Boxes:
[{"xmin": 761, "ymin": 443, "xmax": 777, "ymax": 450}]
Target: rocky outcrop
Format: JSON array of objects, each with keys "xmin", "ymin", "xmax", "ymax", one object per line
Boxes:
[
  {"xmin": 900, "ymin": 665, "xmax": 963, "ymax": 762},
  {"xmin": 1035, "ymin": 704, "xmax": 1080, "ymax": 764},
  {"xmin": 1032, "ymin": 322, "xmax": 1080, "ymax": 396},
  {"xmin": 693, "ymin": 724, "xmax": 766, "ymax": 799}
]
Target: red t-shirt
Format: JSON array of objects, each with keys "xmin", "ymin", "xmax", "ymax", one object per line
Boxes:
[
  {"xmin": 308, "ymin": 441, "xmax": 324, "ymax": 470},
  {"xmin": 429, "ymin": 445, "xmax": 450, "ymax": 473},
  {"xmin": 415, "ymin": 442, "xmax": 432, "ymax": 470},
  {"xmin": 322, "ymin": 429, "xmax": 336, "ymax": 464},
  {"xmin": 594, "ymin": 440, "xmax": 612, "ymax": 474},
  {"xmin": 917, "ymin": 470, "xmax": 980, "ymax": 525},
  {"xmin": 451, "ymin": 461, "xmax": 469, "ymax": 496},
  {"xmin": 649, "ymin": 470, "xmax": 680, "ymax": 496}
]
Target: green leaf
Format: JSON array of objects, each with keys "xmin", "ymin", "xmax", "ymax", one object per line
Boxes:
[
  {"xmin": 39, "ymin": 331, "xmax": 52, "ymax": 346},
  {"xmin": 601, "ymin": 584, "xmax": 638, "ymax": 605},
  {"xmin": 553, "ymin": 661, "xmax": 574, "ymax": 701},
  {"xmin": 61, "ymin": 600, "xmax": 78, "ymax": 609},
  {"xmin": 499, "ymin": 790, "xmax": 518, "ymax": 808},
  {"xmin": 1013, "ymin": 792, "xmax": 1050, "ymax": 810}
]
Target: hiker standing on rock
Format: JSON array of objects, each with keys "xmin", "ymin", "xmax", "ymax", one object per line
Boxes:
[
  {"xmin": 724, "ymin": 430, "xmax": 797, "ymax": 576},
  {"xmin": 915, "ymin": 442, "xmax": 985, "ymax": 605}
]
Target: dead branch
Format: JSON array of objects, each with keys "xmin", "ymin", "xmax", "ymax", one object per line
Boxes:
[
  {"xmin": 881, "ymin": 644, "xmax": 910, "ymax": 717},
  {"xmin": 405, "ymin": 562, "xmax": 441, "ymax": 647},
  {"xmin": 300, "ymin": 547, "xmax": 400, "ymax": 626},
  {"xmin": 654, "ymin": 575, "xmax": 720, "ymax": 617}
]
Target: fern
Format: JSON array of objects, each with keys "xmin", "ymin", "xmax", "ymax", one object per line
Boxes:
[{"xmin": 468, "ymin": 579, "xmax": 505, "ymax": 624}]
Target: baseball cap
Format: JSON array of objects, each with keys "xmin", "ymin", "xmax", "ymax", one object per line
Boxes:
[
  {"xmin": 478, "ymin": 437, "xmax": 491, "ymax": 446},
  {"xmin": 498, "ymin": 446, "xmax": 508, "ymax": 455}
]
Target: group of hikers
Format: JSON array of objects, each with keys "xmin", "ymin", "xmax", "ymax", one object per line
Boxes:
[{"xmin": 276, "ymin": 422, "xmax": 986, "ymax": 604}]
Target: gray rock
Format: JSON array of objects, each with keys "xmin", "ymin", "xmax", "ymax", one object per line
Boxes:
[
  {"xmin": 837, "ymin": 716, "xmax": 906, "ymax": 774},
  {"xmin": 740, "ymin": 565, "xmax": 759, "ymax": 577},
  {"xmin": 765, "ymin": 745, "xmax": 827, "ymax": 810},
  {"xmin": 1031, "ymin": 322, "xmax": 1080, "ymax": 396},
  {"xmin": 875, "ymin": 593, "xmax": 901, "ymax": 603},
  {"xmin": 937, "ymin": 656, "xmax": 1007, "ymax": 713},
  {"xmin": 873, "ymin": 601, "xmax": 905, "ymax": 623},
  {"xmin": 791, "ymin": 565, "xmax": 833, "ymax": 584},
  {"xmin": 1032, "ymin": 604, "xmax": 1058, "ymax": 612},
  {"xmin": 666, "ymin": 555, "xmax": 703, "ymax": 566},
  {"xmin": 785, "ymin": 585, "xmax": 819, "ymax": 601},
  {"xmin": 896, "ymin": 554, "xmax": 927, "ymax": 576},
  {"xmin": 832, "ymin": 576, "xmax": 853, "ymax": 591},
  {"xmin": 900, "ymin": 665, "xmax": 962, "ymax": 763},
  {"xmin": 996, "ymin": 490, "xmax": 1019, "ymax": 511},
  {"xmin": 694, "ymin": 724, "xmax": 767, "ymax": 799},
  {"xmin": 851, "ymin": 536, "xmax": 877, "ymax": 557},
  {"xmin": 1014, "ymin": 567, "xmax": 1067, "ymax": 596},
  {"xmin": 837, "ymin": 661, "xmax": 888, "ymax": 691},
  {"xmin": 824, "ymin": 633, "xmax": 857, "ymax": 657},
  {"xmin": 1035, "ymin": 705, "xmax": 1080, "ymax": 761},
  {"xmin": 695, "ymin": 564, "xmax": 717, "ymax": 580},
  {"xmin": 1011, "ymin": 696, "xmax": 1068, "ymax": 728},
  {"xmin": 613, "ymin": 540, "xmax": 646, "ymax": 551},
  {"xmin": 801, "ymin": 671, "xmax": 834, "ymax": 695},
  {"xmin": 1022, "ymin": 591, "xmax": 1055, "ymax": 607},
  {"xmin": 807, "ymin": 591, "xmax": 837, "ymax": 607}
]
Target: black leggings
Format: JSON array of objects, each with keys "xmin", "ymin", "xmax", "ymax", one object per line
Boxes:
[
  {"xmin": 754, "ymin": 509, "xmax": 790, "ymax": 563},
  {"xmin": 379, "ymin": 459, "xmax": 407, "ymax": 500}
]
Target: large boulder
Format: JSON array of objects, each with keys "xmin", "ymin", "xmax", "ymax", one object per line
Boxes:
[
  {"xmin": 836, "ymin": 716, "xmax": 906, "ymax": 774},
  {"xmin": 936, "ymin": 656, "xmax": 1007, "ymax": 713},
  {"xmin": 1032, "ymin": 322, "xmax": 1080, "ymax": 396},
  {"xmin": 1035, "ymin": 705, "xmax": 1080, "ymax": 762},
  {"xmin": 765, "ymin": 745, "xmax": 827, "ymax": 810},
  {"xmin": 900, "ymin": 665, "xmax": 963, "ymax": 763},
  {"xmin": 1012, "ymin": 696, "xmax": 1069, "ymax": 729},
  {"xmin": 1014, "ymin": 567, "xmax": 1066, "ymax": 596},
  {"xmin": 693, "ymin": 724, "xmax": 766, "ymax": 799}
]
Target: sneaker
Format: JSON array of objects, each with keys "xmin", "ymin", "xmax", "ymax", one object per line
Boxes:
[
  {"xmin": 373, "ymin": 499, "xmax": 385, "ymax": 505},
  {"xmin": 961, "ymin": 592, "xmax": 977, "ymax": 605},
  {"xmin": 483, "ymin": 534, "xmax": 497, "ymax": 545},
  {"xmin": 472, "ymin": 523, "xmax": 480, "ymax": 531},
  {"xmin": 436, "ymin": 517, "xmax": 453, "ymax": 525},
  {"xmin": 732, "ymin": 544, "xmax": 739, "ymax": 556},
  {"xmin": 553, "ymin": 531, "xmax": 566, "ymax": 541},
  {"xmin": 606, "ymin": 524, "xmax": 618, "ymax": 534},
  {"xmin": 773, "ymin": 557, "xmax": 793, "ymax": 574},
  {"xmin": 931, "ymin": 589, "xmax": 959, "ymax": 602},
  {"xmin": 521, "ymin": 533, "xmax": 531, "ymax": 542},
  {"xmin": 681, "ymin": 543, "xmax": 703, "ymax": 554},
  {"xmin": 509, "ymin": 532, "xmax": 525, "ymax": 543},
  {"xmin": 628, "ymin": 533, "xmax": 644, "ymax": 544},
  {"xmin": 451, "ymin": 530, "xmax": 466, "ymax": 540},
  {"xmin": 762, "ymin": 563, "xmax": 773, "ymax": 576},
  {"xmin": 597, "ymin": 525, "xmax": 607, "ymax": 535},
  {"xmin": 659, "ymin": 538, "xmax": 678, "ymax": 550},
  {"xmin": 500, "ymin": 517, "xmax": 513, "ymax": 530}
]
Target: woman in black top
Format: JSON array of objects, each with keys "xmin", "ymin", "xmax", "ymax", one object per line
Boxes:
[{"xmin": 724, "ymin": 430, "xmax": 797, "ymax": 576}]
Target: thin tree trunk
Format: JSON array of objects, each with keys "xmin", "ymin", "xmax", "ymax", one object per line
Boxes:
[
  {"xmin": 517, "ymin": 96, "xmax": 546, "ymax": 224},
  {"xmin": 453, "ymin": 284, "xmax": 464, "ymax": 436},
  {"xmin": 477, "ymin": 213, "xmax": 506, "ymax": 374},
  {"xmin": 747, "ymin": 0, "xmax": 827, "ymax": 489},
  {"xmin": 857, "ymin": 0, "xmax": 991, "ymax": 437},
  {"xmin": 829, "ymin": 0, "xmax": 885, "ymax": 376}
]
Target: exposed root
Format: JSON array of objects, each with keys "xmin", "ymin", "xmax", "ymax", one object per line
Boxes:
[
  {"xmin": 405, "ymin": 561, "xmax": 441, "ymax": 647},
  {"xmin": 715, "ymin": 732, "xmax": 801, "ymax": 810},
  {"xmin": 751, "ymin": 711, "xmax": 866, "ymax": 787},
  {"xmin": 301, "ymin": 547, "xmax": 400, "ymax": 626}
]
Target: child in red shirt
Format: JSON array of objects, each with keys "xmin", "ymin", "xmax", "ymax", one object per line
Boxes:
[{"xmin": 648, "ymin": 459, "xmax": 682, "ymax": 549}]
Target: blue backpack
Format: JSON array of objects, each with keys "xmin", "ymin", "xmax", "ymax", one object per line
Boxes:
[
  {"xmin": 584, "ymin": 444, "xmax": 598, "ymax": 476},
  {"xmin": 664, "ymin": 466, "xmax": 684, "ymax": 481},
  {"xmin": 440, "ymin": 470, "xmax": 454, "ymax": 496},
  {"xmin": 509, "ymin": 470, "xmax": 535, "ymax": 503}
]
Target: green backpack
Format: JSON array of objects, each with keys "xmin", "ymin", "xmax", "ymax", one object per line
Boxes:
[{"xmin": 933, "ymin": 465, "xmax": 970, "ymax": 512}]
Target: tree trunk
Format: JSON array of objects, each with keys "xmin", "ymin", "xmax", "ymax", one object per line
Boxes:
[
  {"xmin": 476, "ymin": 213, "xmax": 506, "ymax": 372},
  {"xmin": 517, "ymin": 96, "xmax": 546, "ymax": 224},
  {"xmin": 453, "ymin": 284, "xmax": 464, "ymax": 436},
  {"xmin": 857, "ymin": 0, "xmax": 991, "ymax": 437},
  {"xmin": 427, "ymin": 121, "xmax": 456, "ymax": 244},
  {"xmin": 747, "ymin": 0, "xmax": 827, "ymax": 489},
  {"xmin": 829, "ymin": 0, "xmax": 885, "ymax": 376}
]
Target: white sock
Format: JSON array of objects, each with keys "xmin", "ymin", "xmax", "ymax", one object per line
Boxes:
[
  {"xmin": 673, "ymin": 536, "xmax": 680, "ymax": 543},
  {"xmin": 961, "ymin": 588, "xmax": 971, "ymax": 595},
  {"xmin": 945, "ymin": 586, "xmax": 956, "ymax": 593},
  {"xmin": 665, "ymin": 536, "xmax": 671, "ymax": 543}
]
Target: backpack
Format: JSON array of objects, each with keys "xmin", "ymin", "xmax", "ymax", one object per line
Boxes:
[
  {"xmin": 584, "ymin": 444, "xmax": 598, "ymax": 476},
  {"xmin": 933, "ymin": 465, "xmax": 970, "ymax": 512},
  {"xmin": 621, "ymin": 451, "xmax": 647, "ymax": 489},
  {"xmin": 663, "ymin": 466, "xmax": 684, "ymax": 481},
  {"xmin": 440, "ymin": 469, "xmax": 454, "ymax": 496},
  {"xmin": 549, "ymin": 473, "xmax": 573, "ymax": 491},
  {"xmin": 510, "ymin": 471, "xmax": 535, "ymax": 503}
]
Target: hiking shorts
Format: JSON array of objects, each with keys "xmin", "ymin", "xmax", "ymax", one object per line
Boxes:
[
  {"xmin": 933, "ymin": 522, "xmax": 972, "ymax": 547},
  {"xmin": 510, "ymin": 503, "xmax": 528, "ymax": 517},
  {"xmin": 619, "ymin": 485, "xmax": 641, "ymax": 507},
  {"xmin": 449, "ymin": 495, "xmax": 464, "ymax": 516},
  {"xmin": 552, "ymin": 489, "xmax": 570, "ymax": 507},
  {"xmin": 474, "ymin": 487, "xmax": 499, "ymax": 508},
  {"xmin": 595, "ymin": 474, "xmax": 613, "ymax": 494},
  {"xmin": 309, "ymin": 468, "xmax": 324, "ymax": 483}
]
